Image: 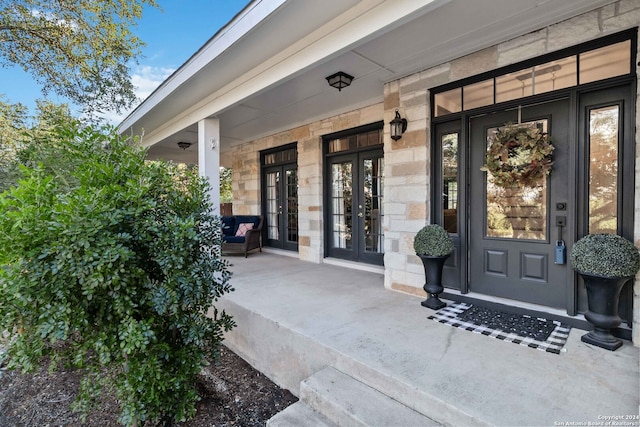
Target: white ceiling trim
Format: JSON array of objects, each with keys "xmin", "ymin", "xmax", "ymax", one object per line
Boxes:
[{"xmin": 130, "ymin": 0, "xmax": 445, "ymax": 148}]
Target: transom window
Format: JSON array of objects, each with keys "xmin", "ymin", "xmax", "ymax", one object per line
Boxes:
[
  {"xmin": 434, "ymin": 39, "xmax": 631, "ymax": 117},
  {"xmin": 263, "ymin": 147, "xmax": 297, "ymax": 165},
  {"xmin": 327, "ymin": 128, "xmax": 382, "ymax": 153}
]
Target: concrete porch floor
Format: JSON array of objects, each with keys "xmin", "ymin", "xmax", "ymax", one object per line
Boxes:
[{"xmin": 217, "ymin": 252, "xmax": 639, "ymax": 426}]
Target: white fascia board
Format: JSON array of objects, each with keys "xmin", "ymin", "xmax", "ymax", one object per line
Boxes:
[
  {"xmin": 119, "ymin": 0, "xmax": 287, "ymax": 132},
  {"xmin": 137, "ymin": 0, "xmax": 442, "ymax": 147}
]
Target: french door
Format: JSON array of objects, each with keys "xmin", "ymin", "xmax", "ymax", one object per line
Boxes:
[
  {"xmin": 262, "ymin": 145, "xmax": 298, "ymax": 251},
  {"xmin": 326, "ymin": 149, "xmax": 384, "ymax": 265},
  {"xmin": 468, "ymin": 99, "xmax": 571, "ymax": 308}
]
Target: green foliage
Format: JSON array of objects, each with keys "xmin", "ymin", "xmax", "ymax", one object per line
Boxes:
[
  {"xmin": 0, "ymin": 123, "xmax": 234, "ymax": 425},
  {"xmin": 570, "ymin": 234, "xmax": 640, "ymax": 278},
  {"xmin": 0, "ymin": 97, "xmax": 28, "ymax": 188},
  {"xmin": 0, "ymin": 99, "xmax": 77, "ymax": 192},
  {"xmin": 0, "ymin": 0, "xmax": 159, "ymax": 115},
  {"xmin": 220, "ymin": 167, "xmax": 233, "ymax": 203},
  {"xmin": 413, "ymin": 224, "xmax": 454, "ymax": 256}
]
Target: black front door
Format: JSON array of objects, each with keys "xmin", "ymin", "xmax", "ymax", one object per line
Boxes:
[
  {"xmin": 326, "ymin": 149, "xmax": 384, "ymax": 265},
  {"xmin": 468, "ymin": 99, "xmax": 571, "ymax": 308}
]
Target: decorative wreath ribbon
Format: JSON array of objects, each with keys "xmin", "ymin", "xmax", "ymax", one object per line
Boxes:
[{"xmin": 481, "ymin": 124, "xmax": 554, "ymax": 188}]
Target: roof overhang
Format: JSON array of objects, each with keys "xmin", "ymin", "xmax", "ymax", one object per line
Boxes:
[{"xmin": 118, "ymin": 0, "xmax": 615, "ymax": 164}]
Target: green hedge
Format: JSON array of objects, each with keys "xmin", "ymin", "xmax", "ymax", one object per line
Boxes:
[{"xmin": 0, "ymin": 122, "xmax": 234, "ymax": 425}]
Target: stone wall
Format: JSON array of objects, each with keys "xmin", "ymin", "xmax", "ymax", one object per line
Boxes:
[{"xmin": 383, "ymin": 0, "xmax": 640, "ymax": 343}]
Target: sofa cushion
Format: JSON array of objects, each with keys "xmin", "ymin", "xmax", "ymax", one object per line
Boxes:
[
  {"xmin": 221, "ymin": 216, "xmax": 236, "ymax": 236},
  {"xmin": 223, "ymin": 235, "xmax": 246, "ymax": 244},
  {"xmin": 235, "ymin": 222, "xmax": 254, "ymax": 237},
  {"xmin": 234, "ymin": 215, "xmax": 261, "ymax": 229}
]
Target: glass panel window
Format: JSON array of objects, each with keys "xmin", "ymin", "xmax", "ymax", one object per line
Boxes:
[
  {"xmin": 496, "ymin": 71, "xmax": 531, "ymax": 102},
  {"xmin": 434, "ymin": 88, "xmax": 462, "ymax": 117},
  {"xmin": 330, "ymin": 131, "xmax": 382, "ymax": 153},
  {"xmin": 441, "ymin": 132, "xmax": 458, "ymax": 233},
  {"xmin": 358, "ymin": 129, "xmax": 383, "ymax": 149},
  {"xmin": 438, "ymin": 38, "xmax": 630, "ymax": 117},
  {"xmin": 331, "ymin": 162, "xmax": 353, "ymax": 249},
  {"xmin": 263, "ymin": 147, "xmax": 297, "ymax": 165},
  {"xmin": 264, "ymin": 153, "xmax": 276, "ymax": 165},
  {"xmin": 266, "ymin": 171, "xmax": 280, "ymax": 240},
  {"xmin": 329, "ymin": 136, "xmax": 357, "ymax": 153},
  {"xmin": 283, "ymin": 148, "xmax": 296, "ymax": 163},
  {"xmin": 363, "ymin": 158, "xmax": 384, "ymax": 253},
  {"xmin": 485, "ymin": 121, "xmax": 548, "ymax": 240},
  {"xmin": 498, "ymin": 58, "xmax": 577, "ymax": 103},
  {"xmin": 530, "ymin": 57, "xmax": 577, "ymax": 95},
  {"xmin": 286, "ymin": 169, "xmax": 298, "ymax": 243},
  {"xmin": 580, "ymin": 40, "xmax": 631, "ymax": 84},
  {"xmin": 463, "ymin": 79, "xmax": 493, "ymax": 110},
  {"xmin": 496, "ymin": 71, "xmax": 533, "ymax": 103},
  {"xmin": 588, "ymin": 106, "xmax": 619, "ymax": 234}
]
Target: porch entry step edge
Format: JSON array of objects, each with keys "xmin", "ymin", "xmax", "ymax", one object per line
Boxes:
[
  {"xmin": 266, "ymin": 402, "xmax": 337, "ymax": 427},
  {"xmin": 300, "ymin": 366, "xmax": 441, "ymax": 427}
]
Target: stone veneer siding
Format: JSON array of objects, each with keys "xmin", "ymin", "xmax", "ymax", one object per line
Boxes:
[
  {"xmin": 222, "ymin": 103, "xmax": 383, "ymax": 264},
  {"xmin": 382, "ymin": 0, "xmax": 640, "ymax": 345}
]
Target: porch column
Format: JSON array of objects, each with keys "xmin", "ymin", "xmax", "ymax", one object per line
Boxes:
[{"xmin": 198, "ymin": 118, "xmax": 220, "ymax": 213}]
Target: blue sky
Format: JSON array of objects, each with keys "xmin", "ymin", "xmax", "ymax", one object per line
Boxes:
[{"xmin": 0, "ymin": 1, "xmax": 249, "ymax": 124}]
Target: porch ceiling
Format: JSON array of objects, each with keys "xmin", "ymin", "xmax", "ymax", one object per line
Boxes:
[{"xmin": 133, "ymin": 0, "xmax": 613, "ymax": 165}]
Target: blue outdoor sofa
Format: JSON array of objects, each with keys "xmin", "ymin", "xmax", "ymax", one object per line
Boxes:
[{"xmin": 221, "ymin": 215, "xmax": 263, "ymax": 257}]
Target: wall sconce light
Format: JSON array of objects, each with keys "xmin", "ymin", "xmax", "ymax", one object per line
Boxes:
[
  {"xmin": 326, "ymin": 71, "xmax": 353, "ymax": 91},
  {"xmin": 389, "ymin": 110, "xmax": 407, "ymax": 141},
  {"xmin": 177, "ymin": 141, "xmax": 192, "ymax": 150}
]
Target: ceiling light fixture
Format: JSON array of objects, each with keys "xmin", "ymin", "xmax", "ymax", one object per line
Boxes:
[
  {"xmin": 177, "ymin": 141, "xmax": 192, "ymax": 150},
  {"xmin": 326, "ymin": 71, "xmax": 354, "ymax": 91}
]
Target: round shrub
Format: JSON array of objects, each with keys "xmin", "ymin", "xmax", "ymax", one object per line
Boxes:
[
  {"xmin": 570, "ymin": 234, "xmax": 640, "ymax": 278},
  {"xmin": 413, "ymin": 224, "xmax": 454, "ymax": 257}
]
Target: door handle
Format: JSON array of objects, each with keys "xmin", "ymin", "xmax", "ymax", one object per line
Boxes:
[{"xmin": 357, "ymin": 212, "xmax": 364, "ymax": 218}]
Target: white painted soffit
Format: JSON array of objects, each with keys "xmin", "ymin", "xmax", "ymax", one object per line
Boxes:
[
  {"xmin": 118, "ymin": 0, "xmax": 446, "ymax": 147},
  {"xmin": 126, "ymin": 0, "xmax": 616, "ymax": 155}
]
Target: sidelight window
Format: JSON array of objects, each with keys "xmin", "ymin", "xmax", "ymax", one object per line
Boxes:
[{"xmin": 588, "ymin": 105, "xmax": 619, "ymax": 234}]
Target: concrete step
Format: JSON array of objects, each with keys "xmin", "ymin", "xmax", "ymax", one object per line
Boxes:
[
  {"xmin": 267, "ymin": 402, "xmax": 337, "ymax": 427},
  {"xmin": 301, "ymin": 367, "xmax": 441, "ymax": 427}
]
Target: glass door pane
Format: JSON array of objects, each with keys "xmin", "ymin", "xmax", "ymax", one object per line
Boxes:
[
  {"xmin": 442, "ymin": 132, "xmax": 459, "ymax": 234},
  {"xmin": 588, "ymin": 105, "xmax": 618, "ymax": 234},
  {"xmin": 485, "ymin": 120, "xmax": 548, "ymax": 241},
  {"xmin": 363, "ymin": 157, "xmax": 384, "ymax": 254},
  {"xmin": 286, "ymin": 168, "xmax": 298, "ymax": 243},
  {"xmin": 331, "ymin": 162, "xmax": 353, "ymax": 250},
  {"xmin": 266, "ymin": 171, "xmax": 280, "ymax": 241}
]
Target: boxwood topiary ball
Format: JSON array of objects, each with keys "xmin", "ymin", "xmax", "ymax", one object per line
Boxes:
[
  {"xmin": 413, "ymin": 224, "xmax": 454, "ymax": 257},
  {"xmin": 570, "ymin": 233, "xmax": 640, "ymax": 278}
]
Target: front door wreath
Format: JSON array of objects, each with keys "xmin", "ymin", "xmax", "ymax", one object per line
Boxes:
[{"xmin": 481, "ymin": 124, "xmax": 555, "ymax": 188}]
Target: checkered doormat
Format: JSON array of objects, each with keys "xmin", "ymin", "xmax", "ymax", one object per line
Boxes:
[{"xmin": 428, "ymin": 302, "xmax": 571, "ymax": 354}]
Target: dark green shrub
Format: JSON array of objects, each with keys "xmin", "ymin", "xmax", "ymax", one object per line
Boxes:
[
  {"xmin": 413, "ymin": 224, "xmax": 454, "ymax": 257},
  {"xmin": 0, "ymin": 122, "xmax": 234, "ymax": 425},
  {"xmin": 570, "ymin": 233, "xmax": 640, "ymax": 278}
]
